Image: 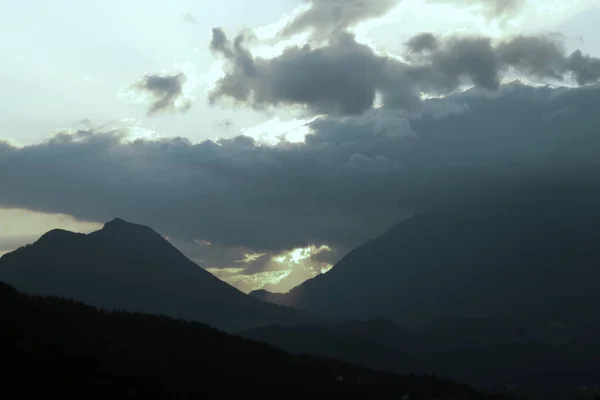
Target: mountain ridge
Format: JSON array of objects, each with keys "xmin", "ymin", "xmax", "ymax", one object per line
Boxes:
[{"xmin": 0, "ymin": 218, "xmax": 316, "ymax": 332}]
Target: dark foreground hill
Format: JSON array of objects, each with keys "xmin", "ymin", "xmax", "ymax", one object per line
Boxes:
[
  {"xmin": 0, "ymin": 218, "xmax": 314, "ymax": 331},
  {"xmin": 241, "ymin": 317, "xmax": 600, "ymax": 399},
  {"xmin": 0, "ymin": 282, "xmax": 511, "ymax": 399}
]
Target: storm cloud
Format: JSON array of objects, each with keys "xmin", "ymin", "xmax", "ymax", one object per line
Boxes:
[
  {"xmin": 125, "ymin": 72, "xmax": 192, "ymax": 115},
  {"xmin": 2, "ymin": 83, "xmax": 600, "ymax": 256},
  {"xmin": 209, "ymin": 29, "xmax": 600, "ymax": 115}
]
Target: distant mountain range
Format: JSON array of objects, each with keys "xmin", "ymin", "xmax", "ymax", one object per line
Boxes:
[{"xmin": 0, "ymin": 218, "xmax": 315, "ymax": 331}]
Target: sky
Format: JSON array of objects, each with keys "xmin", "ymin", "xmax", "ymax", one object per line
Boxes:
[{"xmin": 1, "ymin": 0, "xmax": 600, "ymax": 293}]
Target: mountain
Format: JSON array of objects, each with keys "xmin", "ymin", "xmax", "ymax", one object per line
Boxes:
[
  {"xmin": 278, "ymin": 187, "xmax": 600, "ymax": 329},
  {"xmin": 240, "ymin": 318, "xmax": 600, "ymax": 399},
  {"xmin": 249, "ymin": 288, "xmax": 289, "ymax": 306},
  {"xmin": 0, "ymin": 282, "xmax": 512, "ymax": 399},
  {"xmin": 0, "ymin": 218, "xmax": 314, "ymax": 331},
  {"xmin": 248, "ymin": 188, "xmax": 600, "ymax": 397}
]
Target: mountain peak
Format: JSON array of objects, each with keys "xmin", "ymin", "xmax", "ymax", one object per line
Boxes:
[
  {"xmin": 36, "ymin": 228, "xmax": 82, "ymax": 244},
  {"xmin": 94, "ymin": 217, "xmax": 167, "ymax": 246},
  {"xmin": 103, "ymin": 217, "xmax": 135, "ymax": 229}
]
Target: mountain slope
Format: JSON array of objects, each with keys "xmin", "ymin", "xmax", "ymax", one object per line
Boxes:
[
  {"xmin": 240, "ymin": 317, "xmax": 600, "ymax": 398},
  {"xmin": 0, "ymin": 218, "xmax": 314, "ymax": 331},
  {"xmin": 280, "ymin": 187, "xmax": 600, "ymax": 328},
  {"xmin": 241, "ymin": 318, "xmax": 428, "ymax": 375},
  {"xmin": 0, "ymin": 282, "xmax": 511, "ymax": 399}
]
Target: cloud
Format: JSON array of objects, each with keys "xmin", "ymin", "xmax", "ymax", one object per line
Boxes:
[
  {"xmin": 182, "ymin": 12, "xmax": 197, "ymax": 24},
  {"xmin": 209, "ymin": 29, "xmax": 384, "ymax": 114},
  {"xmin": 208, "ymin": 29, "xmax": 600, "ymax": 115},
  {"xmin": 167, "ymin": 237, "xmax": 334, "ymax": 293},
  {"xmin": 2, "ymin": 83, "xmax": 600, "ymax": 261},
  {"xmin": 124, "ymin": 72, "xmax": 192, "ymax": 116},
  {"xmin": 426, "ymin": 0, "xmax": 525, "ymax": 20},
  {"xmin": 207, "ymin": 267, "xmax": 292, "ymax": 292},
  {"xmin": 279, "ymin": 0, "xmax": 402, "ymax": 41},
  {"xmin": 405, "ymin": 33, "xmax": 438, "ymax": 54}
]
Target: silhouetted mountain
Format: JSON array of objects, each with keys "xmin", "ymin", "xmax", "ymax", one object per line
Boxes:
[
  {"xmin": 249, "ymin": 288, "xmax": 289, "ymax": 305},
  {"xmin": 0, "ymin": 218, "xmax": 314, "ymax": 331},
  {"xmin": 252, "ymin": 188, "xmax": 600, "ymax": 397},
  {"xmin": 281, "ymin": 187, "xmax": 600, "ymax": 328},
  {"xmin": 0, "ymin": 282, "xmax": 512, "ymax": 399}
]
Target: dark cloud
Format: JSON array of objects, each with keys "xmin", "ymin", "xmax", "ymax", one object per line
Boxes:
[
  {"xmin": 280, "ymin": 0, "xmax": 402, "ymax": 41},
  {"xmin": 568, "ymin": 50, "xmax": 600, "ymax": 85},
  {"xmin": 426, "ymin": 0, "xmax": 524, "ymax": 19},
  {"xmin": 405, "ymin": 33, "xmax": 438, "ymax": 54},
  {"xmin": 209, "ymin": 29, "xmax": 600, "ymax": 115},
  {"xmin": 2, "ymin": 84, "xmax": 600, "ymax": 258},
  {"xmin": 407, "ymin": 36, "xmax": 501, "ymax": 91},
  {"xmin": 209, "ymin": 29, "xmax": 384, "ymax": 114},
  {"xmin": 495, "ymin": 35, "xmax": 568, "ymax": 80},
  {"xmin": 127, "ymin": 72, "xmax": 192, "ymax": 116}
]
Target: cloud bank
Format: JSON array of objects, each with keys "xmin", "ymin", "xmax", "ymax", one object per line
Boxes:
[{"xmin": 2, "ymin": 83, "xmax": 600, "ymax": 257}]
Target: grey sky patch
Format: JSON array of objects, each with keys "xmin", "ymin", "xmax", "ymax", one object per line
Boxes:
[
  {"xmin": 214, "ymin": 118, "xmax": 234, "ymax": 130},
  {"xmin": 426, "ymin": 0, "xmax": 525, "ymax": 20},
  {"xmin": 127, "ymin": 72, "xmax": 192, "ymax": 116},
  {"xmin": 280, "ymin": 0, "xmax": 402, "ymax": 41},
  {"xmin": 182, "ymin": 12, "xmax": 197, "ymax": 24}
]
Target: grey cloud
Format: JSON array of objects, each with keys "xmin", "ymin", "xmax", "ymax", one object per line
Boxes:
[
  {"xmin": 426, "ymin": 0, "xmax": 524, "ymax": 19},
  {"xmin": 209, "ymin": 29, "xmax": 600, "ymax": 115},
  {"xmin": 568, "ymin": 50, "xmax": 600, "ymax": 85},
  {"xmin": 280, "ymin": 0, "xmax": 402, "ymax": 41},
  {"xmin": 2, "ymin": 84, "xmax": 600, "ymax": 257},
  {"xmin": 408, "ymin": 36, "xmax": 501, "ymax": 92},
  {"xmin": 495, "ymin": 35, "xmax": 568, "ymax": 80},
  {"xmin": 404, "ymin": 33, "xmax": 600, "ymax": 96},
  {"xmin": 127, "ymin": 72, "xmax": 192, "ymax": 115},
  {"xmin": 210, "ymin": 29, "xmax": 384, "ymax": 114},
  {"xmin": 405, "ymin": 33, "xmax": 438, "ymax": 54}
]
